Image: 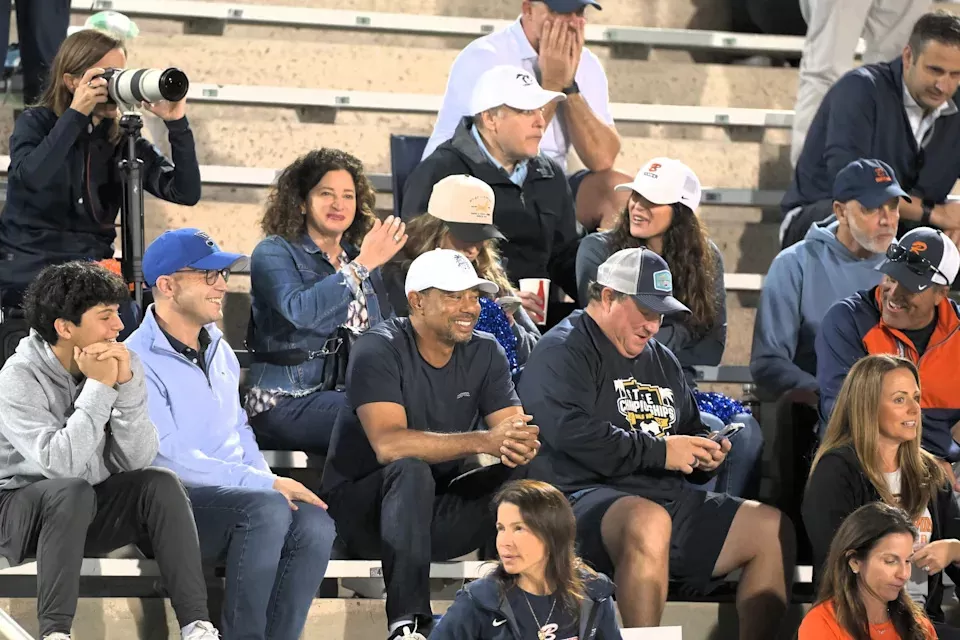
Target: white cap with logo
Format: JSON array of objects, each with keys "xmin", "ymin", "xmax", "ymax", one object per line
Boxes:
[
  {"xmin": 469, "ymin": 65, "xmax": 566, "ymax": 116},
  {"xmin": 404, "ymin": 248, "xmax": 499, "ymax": 296},
  {"xmin": 614, "ymin": 157, "xmax": 702, "ymax": 212}
]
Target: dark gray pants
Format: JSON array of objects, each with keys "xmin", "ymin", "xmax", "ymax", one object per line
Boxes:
[
  {"xmin": 0, "ymin": 0, "xmax": 70, "ymax": 104},
  {"xmin": 326, "ymin": 459, "xmax": 525, "ymax": 627},
  {"xmin": 0, "ymin": 468, "xmax": 209, "ymax": 637}
]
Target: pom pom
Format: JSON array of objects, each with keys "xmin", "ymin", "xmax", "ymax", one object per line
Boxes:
[
  {"xmin": 695, "ymin": 391, "xmax": 750, "ymax": 425},
  {"xmin": 476, "ymin": 297, "xmax": 519, "ymax": 374}
]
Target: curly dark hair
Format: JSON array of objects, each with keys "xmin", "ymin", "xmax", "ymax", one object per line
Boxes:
[
  {"xmin": 260, "ymin": 148, "xmax": 377, "ymax": 246},
  {"xmin": 607, "ymin": 201, "xmax": 718, "ymax": 335},
  {"xmin": 23, "ymin": 261, "xmax": 130, "ymax": 344}
]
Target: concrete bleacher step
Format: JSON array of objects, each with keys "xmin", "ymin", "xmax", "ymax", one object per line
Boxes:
[
  {"xmin": 132, "ymin": 0, "xmax": 735, "ymax": 30},
  {"xmin": 123, "ymin": 33, "xmax": 801, "ymax": 109},
  {"xmin": 0, "ymin": 597, "xmax": 812, "ymax": 640}
]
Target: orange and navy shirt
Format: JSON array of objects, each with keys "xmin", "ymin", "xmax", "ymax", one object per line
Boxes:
[{"xmin": 816, "ymin": 286, "xmax": 960, "ymax": 459}]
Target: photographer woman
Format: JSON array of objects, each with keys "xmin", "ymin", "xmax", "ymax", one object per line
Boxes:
[
  {"xmin": 576, "ymin": 156, "xmax": 762, "ymax": 499},
  {"xmin": 799, "ymin": 502, "xmax": 936, "ymax": 640},
  {"xmin": 246, "ymin": 148, "xmax": 402, "ymax": 455},
  {"xmin": 431, "ymin": 479, "xmax": 619, "ymax": 640},
  {"xmin": 804, "ymin": 354, "xmax": 960, "ymax": 638},
  {"xmin": 0, "ymin": 28, "xmax": 200, "ymax": 309}
]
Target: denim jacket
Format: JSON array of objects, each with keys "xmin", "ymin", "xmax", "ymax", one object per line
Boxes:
[{"xmin": 247, "ymin": 233, "xmax": 393, "ymax": 394}]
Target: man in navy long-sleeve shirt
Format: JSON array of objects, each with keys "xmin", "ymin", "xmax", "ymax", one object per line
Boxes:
[
  {"xmin": 518, "ymin": 247, "xmax": 795, "ymax": 633},
  {"xmin": 781, "ymin": 11, "xmax": 960, "ymax": 249}
]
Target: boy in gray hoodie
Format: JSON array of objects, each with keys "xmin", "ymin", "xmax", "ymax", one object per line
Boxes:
[{"xmin": 0, "ymin": 262, "xmax": 218, "ymax": 640}]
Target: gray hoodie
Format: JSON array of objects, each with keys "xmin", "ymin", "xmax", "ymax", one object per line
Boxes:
[
  {"xmin": 0, "ymin": 331, "xmax": 159, "ymax": 490},
  {"xmin": 750, "ymin": 217, "xmax": 887, "ymax": 397}
]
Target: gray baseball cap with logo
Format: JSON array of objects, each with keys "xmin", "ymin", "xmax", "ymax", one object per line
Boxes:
[{"xmin": 596, "ymin": 247, "xmax": 690, "ymax": 315}]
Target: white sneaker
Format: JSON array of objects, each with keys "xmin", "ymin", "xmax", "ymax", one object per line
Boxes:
[
  {"xmin": 182, "ymin": 620, "xmax": 220, "ymax": 640},
  {"xmin": 389, "ymin": 625, "xmax": 427, "ymax": 640},
  {"xmin": 43, "ymin": 634, "xmax": 71, "ymax": 640}
]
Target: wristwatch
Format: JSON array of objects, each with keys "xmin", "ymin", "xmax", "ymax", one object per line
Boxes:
[
  {"xmin": 562, "ymin": 81, "xmax": 580, "ymax": 96},
  {"xmin": 921, "ymin": 200, "xmax": 934, "ymax": 227},
  {"xmin": 350, "ymin": 261, "xmax": 370, "ymax": 282}
]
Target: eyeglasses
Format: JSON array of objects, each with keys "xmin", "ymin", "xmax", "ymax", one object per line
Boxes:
[
  {"xmin": 175, "ymin": 268, "xmax": 231, "ymax": 285},
  {"xmin": 885, "ymin": 243, "xmax": 948, "ymax": 284}
]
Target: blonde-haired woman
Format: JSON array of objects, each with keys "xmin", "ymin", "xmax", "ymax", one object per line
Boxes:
[
  {"xmin": 383, "ymin": 175, "xmax": 540, "ymax": 373},
  {"xmin": 803, "ymin": 354, "xmax": 960, "ymax": 637}
]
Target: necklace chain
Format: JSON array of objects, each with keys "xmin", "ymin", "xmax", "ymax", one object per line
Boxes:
[{"xmin": 522, "ymin": 591, "xmax": 557, "ymax": 640}]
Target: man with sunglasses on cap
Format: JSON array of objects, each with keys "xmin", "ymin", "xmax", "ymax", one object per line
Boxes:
[
  {"xmin": 125, "ymin": 229, "xmax": 337, "ymax": 640},
  {"xmin": 322, "ymin": 248, "xmax": 540, "ymax": 640},
  {"xmin": 518, "ymin": 247, "xmax": 795, "ymax": 635},
  {"xmin": 817, "ymin": 227, "xmax": 960, "ymax": 469},
  {"xmin": 424, "ymin": 0, "xmax": 632, "ymax": 232},
  {"xmin": 403, "ymin": 64, "xmax": 582, "ymax": 321}
]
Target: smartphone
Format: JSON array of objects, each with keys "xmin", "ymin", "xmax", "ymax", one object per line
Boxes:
[
  {"xmin": 710, "ymin": 422, "xmax": 745, "ymax": 442},
  {"xmin": 497, "ymin": 296, "xmax": 522, "ymax": 315}
]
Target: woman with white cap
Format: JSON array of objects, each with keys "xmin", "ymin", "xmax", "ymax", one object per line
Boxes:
[
  {"xmin": 575, "ymin": 157, "xmax": 763, "ymax": 499},
  {"xmin": 384, "ymin": 175, "xmax": 541, "ymax": 373}
]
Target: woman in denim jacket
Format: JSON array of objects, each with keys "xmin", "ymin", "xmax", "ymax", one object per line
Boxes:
[{"xmin": 246, "ymin": 148, "xmax": 406, "ymax": 454}]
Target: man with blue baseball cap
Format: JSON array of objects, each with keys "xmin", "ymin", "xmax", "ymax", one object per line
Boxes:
[
  {"xmin": 126, "ymin": 228, "xmax": 336, "ymax": 640},
  {"xmin": 753, "ymin": 158, "xmax": 906, "ymax": 404},
  {"xmin": 518, "ymin": 247, "xmax": 794, "ymax": 634},
  {"xmin": 752, "ymin": 158, "xmax": 907, "ymax": 566}
]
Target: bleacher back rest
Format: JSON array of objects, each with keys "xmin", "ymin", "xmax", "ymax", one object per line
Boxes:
[
  {"xmin": 389, "ymin": 135, "xmax": 429, "ymax": 218},
  {"xmin": 0, "ymin": 312, "xmax": 28, "ymax": 369}
]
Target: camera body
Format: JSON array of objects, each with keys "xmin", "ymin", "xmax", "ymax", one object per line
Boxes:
[{"xmin": 99, "ymin": 67, "xmax": 189, "ymax": 106}]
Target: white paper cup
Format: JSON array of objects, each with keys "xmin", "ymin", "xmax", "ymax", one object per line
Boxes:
[{"xmin": 518, "ymin": 278, "xmax": 550, "ymax": 325}]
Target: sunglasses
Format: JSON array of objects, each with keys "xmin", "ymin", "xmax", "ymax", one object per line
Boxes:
[
  {"xmin": 885, "ymin": 243, "xmax": 948, "ymax": 284},
  {"xmin": 175, "ymin": 268, "xmax": 231, "ymax": 285}
]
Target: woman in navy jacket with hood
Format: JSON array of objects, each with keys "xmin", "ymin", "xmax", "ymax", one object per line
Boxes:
[{"xmin": 432, "ymin": 480, "xmax": 619, "ymax": 640}]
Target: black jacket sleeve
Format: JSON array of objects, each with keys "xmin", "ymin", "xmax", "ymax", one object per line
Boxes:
[
  {"xmin": 802, "ymin": 450, "xmax": 866, "ymax": 577},
  {"xmin": 399, "ymin": 151, "xmax": 461, "ymax": 222},
  {"xmin": 546, "ymin": 174, "xmax": 582, "ymax": 304},
  {"xmin": 517, "ymin": 342, "xmax": 668, "ymax": 477},
  {"xmin": 8, "ymin": 108, "xmax": 87, "ymax": 191},
  {"xmin": 136, "ymin": 116, "xmax": 201, "ymax": 205}
]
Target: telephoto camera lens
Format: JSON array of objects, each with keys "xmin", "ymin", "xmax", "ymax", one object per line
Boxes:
[{"xmin": 102, "ymin": 67, "xmax": 189, "ymax": 106}]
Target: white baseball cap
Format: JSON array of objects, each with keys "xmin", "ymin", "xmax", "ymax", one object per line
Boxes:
[
  {"xmin": 614, "ymin": 157, "xmax": 702, "ymax": 212},
  {"xmin": 427, "ymin": 175, "xmax": 505, "ymax": 243},
  {"xmin": 469, "ymin": 65, "xmax": 566, "ymax": 116},
  {"xmin": 404, "ymin": 248, "xmax": 499, "ymax": 296}
]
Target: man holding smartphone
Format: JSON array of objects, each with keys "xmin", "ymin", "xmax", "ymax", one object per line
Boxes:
[{"xmin": 518, "ymin": 247, "xmax": 795, "ymax": 635}]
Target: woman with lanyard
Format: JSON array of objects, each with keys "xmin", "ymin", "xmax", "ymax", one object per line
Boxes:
[{"xmin": 431, "ymin": 479, "xmax": 620, "ymax": 640}]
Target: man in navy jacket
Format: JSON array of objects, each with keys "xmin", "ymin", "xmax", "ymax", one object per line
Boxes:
[
  {"xmin": 781, "ymin": 11, "xmax": 960, "ymax": 249},
  {"xmin": 518, "ymin": 248, "xmax": 795, "ymax": 634}
]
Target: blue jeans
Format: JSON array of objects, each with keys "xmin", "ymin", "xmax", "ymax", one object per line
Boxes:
[
  {"xmin": 188, "ymin": 486, "xmax": 336, "ymax": 640},
  {"xmin": 694, "ymin": 412, "xmax": 764, "ymax": 499},
  {"xmin": 249, "ymin": 390, "xmax": 347, "ymax": 456}
]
